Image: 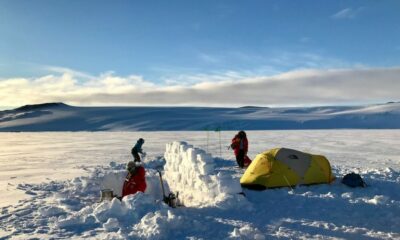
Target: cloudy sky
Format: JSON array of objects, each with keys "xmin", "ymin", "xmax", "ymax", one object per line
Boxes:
[{"xmin": 1, "ymin": 0, "xmax": 399, "ymax": 108}]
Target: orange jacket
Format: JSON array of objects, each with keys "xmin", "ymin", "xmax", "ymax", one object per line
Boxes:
[
  {"xmin": 122, "ymin": 166, "xmax": 147, "ymax": 197},
  {"xmin": 231, "ymin": 135, "xmax": 248, "ymax": 156}
]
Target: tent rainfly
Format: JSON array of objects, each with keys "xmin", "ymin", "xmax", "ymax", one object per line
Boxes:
[{"xmin": 240, "ymin": 148, "xmax": 335, "ymax": 189}]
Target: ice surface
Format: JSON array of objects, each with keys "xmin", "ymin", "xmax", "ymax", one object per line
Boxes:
[{"xmin": 0, "ymin": 131, "xmax": 399, "ymax": 239}]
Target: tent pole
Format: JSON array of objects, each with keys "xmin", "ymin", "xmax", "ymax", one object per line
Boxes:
[
  {"xmin": 219, "ymin": 130, "xmax": 222, "ymax": 158},
  {"xmin": 206, "ymin": 130, "xmax": 209, "ymax": 152}
]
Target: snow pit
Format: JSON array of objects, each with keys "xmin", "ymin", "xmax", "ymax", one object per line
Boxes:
[
  {"xmin": 100, "ymin": 170, "xmax": 126, "ymax": 197},
  {"xmin": 163, "ymin": 141, "xmax": 242, "ymax": 207},
  {"xmin": 99, "ymin": 167, "xmax": 165, "ymax": 201}
]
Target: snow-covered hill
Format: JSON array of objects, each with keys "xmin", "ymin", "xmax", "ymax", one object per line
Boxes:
[{"xmin": 1, "ymin": 102, "xmax": 400, "ymax": 131}]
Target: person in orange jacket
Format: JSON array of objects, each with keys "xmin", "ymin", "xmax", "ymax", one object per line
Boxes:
[
  {"xmin": 122, "ymin": 161, "xmax": 147, "ymax": 198},
  {"xmin": 231, "ymin": 130, "xmax": 251, "ymax": 168}
]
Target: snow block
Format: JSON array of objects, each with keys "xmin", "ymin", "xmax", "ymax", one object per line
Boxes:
[{"xmin": 163, "ymin": 141, "xmax": 241, "ymax": 207}]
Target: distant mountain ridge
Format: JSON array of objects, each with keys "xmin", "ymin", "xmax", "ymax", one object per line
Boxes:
[
  {"xmin": 14, "ymin": 102, "xmax": 70, "ymax": 111},
  {"xmin": 0, "ymin": 102, "xmax": 399, "ymax": 131}
]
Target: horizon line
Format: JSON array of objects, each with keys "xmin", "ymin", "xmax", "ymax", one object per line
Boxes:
[{"xmin": 1, "ymin": 100, "xmax": 399, "ymax": 111}]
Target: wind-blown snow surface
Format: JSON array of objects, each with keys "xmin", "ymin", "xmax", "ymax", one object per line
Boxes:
[
  {"xmin": 1, "ymin": 102, "xmax": 400, "ymax": 131},
  {"xmin": 0, "ymin": 131, "xmax": 399, "ymax": 239}
]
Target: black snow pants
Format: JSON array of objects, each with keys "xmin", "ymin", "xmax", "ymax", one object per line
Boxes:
[
  {"xmin": 236, "ymin": 150, "xmax": 245, "ymax": 168},
  {"xmin": 131, "ymin": 149, "xmax": 141, "ymax": 162}
]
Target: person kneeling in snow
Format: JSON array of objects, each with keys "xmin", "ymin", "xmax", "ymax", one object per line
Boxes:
[
  {"xmin": 231, "ymin": 130, "xmax": 252, "ymax": 168},
  {"xmin": 131, "ymin": 138, "xmax": 146, "ymax": 162},
  {"xmin": 122, "ymin": 161, "xmax": 147, "ymax": 198}
]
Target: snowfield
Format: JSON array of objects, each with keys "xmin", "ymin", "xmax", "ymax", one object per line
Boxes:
[
  {"xmin": 0, "ymin": 130, "xmax": 399, "ymax": 239},
  {"xmin": 1, "ymin": 102, "xmax": 400, "ymax": 131}
]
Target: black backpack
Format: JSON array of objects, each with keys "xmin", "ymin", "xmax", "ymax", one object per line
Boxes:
[{"xmin": 341, "ymin": 172, "xmax": 366, "ymax": 188}]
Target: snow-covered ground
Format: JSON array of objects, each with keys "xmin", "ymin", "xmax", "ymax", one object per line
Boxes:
[
  {"xmin": 1, "ymin": 102, "xmax": 400, "ymax": 131},
  {"xmin": 1, "ymin": 130, "xmax": 399, "ymax": 239}
]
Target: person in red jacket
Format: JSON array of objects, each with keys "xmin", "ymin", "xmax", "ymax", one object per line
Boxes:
[
  {"xmin": 231, "ymin": 130, "xmax": 251, "ymax": 168},
  {"xmin": 122, "ymin": 161, "xmax": 147, "ymax": 198}
]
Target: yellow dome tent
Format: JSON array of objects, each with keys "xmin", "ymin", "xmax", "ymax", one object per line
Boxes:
[{"xmin": 240, "ymin": 148, "xmax": 335, "ymax": 189}]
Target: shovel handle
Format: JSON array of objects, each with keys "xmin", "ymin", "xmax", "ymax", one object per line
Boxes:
[{"xmin": 157, "ymin": 170, "xmax": 167, "ymax": 198}]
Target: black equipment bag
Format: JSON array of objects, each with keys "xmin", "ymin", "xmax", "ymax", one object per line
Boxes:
[{"xmin": 342, "ymin": 172, "xmax": 366, "ymax": 188}]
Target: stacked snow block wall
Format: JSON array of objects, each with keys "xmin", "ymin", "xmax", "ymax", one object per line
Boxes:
[{"xmin": 164, "ymin": 141, "xmax": 241, "ymax": 207}]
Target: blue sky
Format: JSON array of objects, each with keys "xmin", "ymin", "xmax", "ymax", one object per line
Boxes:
[{"xmin": 0, "ymin": 0, "xmax": 399, "ymax": 107}]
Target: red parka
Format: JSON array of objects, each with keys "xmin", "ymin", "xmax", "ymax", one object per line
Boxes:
[
  {"xmin": 231, "ymin": 135, "xmax": 248, "ymax": 156},
  {"xmin": 122, "ymin": 166, "xmax": 147, "ymax": 197}
]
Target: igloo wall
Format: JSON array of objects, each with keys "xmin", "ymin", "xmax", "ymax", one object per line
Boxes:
[{"xmin": 163, "ymin": 141, "xmax": 241, "ymax": 207}]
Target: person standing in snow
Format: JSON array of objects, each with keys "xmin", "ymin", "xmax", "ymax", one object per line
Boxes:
[
  {"xmin": 122, "ymin": 161, "xmax": 147, "ymax": 198},
  {"xmin": 231, "ymin": 130, "xmax": 250, "ymax": 168},
  {"xmin": 131, "ymin": 138, "xmax": 146, "ymax": 162}
]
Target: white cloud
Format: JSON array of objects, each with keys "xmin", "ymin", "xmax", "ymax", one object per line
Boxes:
[
  {"xmin": 0, "ymin": 67, "xmax": 399, "ymax": 107},
  {"xmin": 332, "ymin": 7, "xmax": 363, "ymax": 19},
  {"xmin": 161, "ymin": 50, "xmax": 353, "ymax": 84},
  {"xmin": 42, "ymin": 65, "xmax": 95, "ymax": 80}
]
